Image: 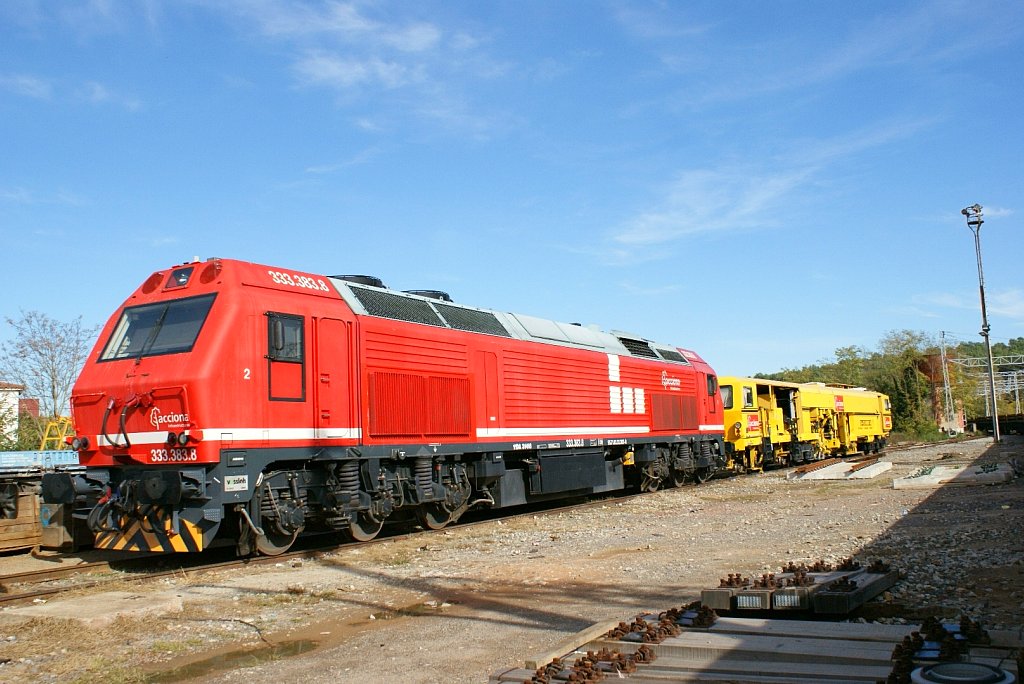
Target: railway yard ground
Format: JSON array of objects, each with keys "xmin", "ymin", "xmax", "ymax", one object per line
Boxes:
[{"xmin": 0, "ymin": 435, "xmax": 1021, "ymax": 683}]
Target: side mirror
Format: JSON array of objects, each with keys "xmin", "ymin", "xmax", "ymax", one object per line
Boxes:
[{"xmin": 272, "ymin": 319, "xmax": 285, "ymax": 353}]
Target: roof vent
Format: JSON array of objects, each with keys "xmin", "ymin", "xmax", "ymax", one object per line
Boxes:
[
  {"xmin": 333, "ymin": 275, "xmax": 387, "ymax": 288},
  {"xmin": 617, "ymin": 336, "xmax": 659, "ymax": 359},
  {"xmin": 404, "ymin": 289, "xmax": 452, "ymax": 302}
]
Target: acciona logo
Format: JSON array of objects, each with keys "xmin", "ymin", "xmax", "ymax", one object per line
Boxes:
[
  {"xmin": 661, "ymin": 371, "xmax": 681, "ymax": 389},
  {"xmin": 149, "ymin": 407, "xmax": 190, "ymax": 429}
]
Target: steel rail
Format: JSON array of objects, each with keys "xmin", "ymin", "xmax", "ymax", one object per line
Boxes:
[{"xmin": 0, "ymin": 438, "xmax": 960, "ymax": 607}]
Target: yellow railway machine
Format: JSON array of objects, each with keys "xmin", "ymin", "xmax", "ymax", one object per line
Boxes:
[
  {"xmin": 719, "ymin": 377, "xmax": 891, "ymax": 472},
  {"xmin": 798, "ymin": 382, "xmax": 891, "ymax": 456}
]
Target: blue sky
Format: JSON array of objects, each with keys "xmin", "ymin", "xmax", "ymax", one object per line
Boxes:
[{"xmin": 2, "ymin": 0, "xmax": 1021, "ymax": 377}]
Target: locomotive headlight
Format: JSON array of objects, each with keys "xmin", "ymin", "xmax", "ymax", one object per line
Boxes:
[
  {"xmin": 176, "ymin": 432, "xmax": 190, "ymax": 446},
  {"xmin": 166, "ymin": 432, "xmax": 178, "ymax": 445},
  {"xmin": 71, "ymin": 436, "xmax": 91, "ymax": 451}
]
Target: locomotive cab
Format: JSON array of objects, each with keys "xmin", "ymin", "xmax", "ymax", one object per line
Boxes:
[{"xmin": 43, "ymin": 261, "xmax": 237, "ymax": 551}]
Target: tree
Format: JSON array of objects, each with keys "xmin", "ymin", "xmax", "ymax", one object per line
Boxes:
[
  {"xmin": 0, "ymin": 311, "xmax": 98, "ymax": 445},
  {"xmin": 0, "ymin": 407, "xmax": 45, "ymax": 451},
  {"xmin": 866, "ymin": 330, "xmax": 936, "ymax": 434},
  {"xmin": 0, "ymin": 400, "xmax": 17, "ymax": 451},
  {"xmin": 755, "ymin": 330, "xmax": 943, "ymax": 438}
]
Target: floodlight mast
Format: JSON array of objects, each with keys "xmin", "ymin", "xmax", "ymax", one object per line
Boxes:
[{"xmin": 961, "ymin": 203, "xmax": 1000, "ymax": 442}]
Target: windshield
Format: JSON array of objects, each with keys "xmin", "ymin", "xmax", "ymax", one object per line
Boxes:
[{"xmin": 100, "ymin": 294, "xmax": 216, "ymax": 361}]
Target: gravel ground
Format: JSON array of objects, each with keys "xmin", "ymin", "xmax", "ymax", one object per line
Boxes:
[{"xmin": 0, "ymin": 435, "xmax": 1020, "ymax": 683}]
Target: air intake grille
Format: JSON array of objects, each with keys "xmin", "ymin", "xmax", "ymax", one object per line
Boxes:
[
  {"xmin": 657, "ymin": 348, "xmax": 688, "ymax": 363},
  {"xmin": 351, "ymin": 287, "xmax": 445, "ymax": 328},
  {"xmin": 435, "ymin": 303, "xmax": 511, "ymax": 337},
  {"xmin": 618, "ymin": 337, "xmax": 658, "ymax": 359}
]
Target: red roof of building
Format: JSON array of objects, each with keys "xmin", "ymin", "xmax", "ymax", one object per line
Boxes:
[
  {"xmin": 0, "ymin": 381, "xmax": 26, "ymax": 391},
  {"xmin": 19, "ymin": 398, "xmax": 39, "ymax": 418}
]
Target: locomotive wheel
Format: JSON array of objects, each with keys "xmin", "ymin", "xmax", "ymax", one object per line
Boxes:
[
  {"xmin": 256, "ymin": 526, "xmax": 302, "ymax": 556},
  {"xmin": 671, "ymin": 471, "xmax": 687, "ymax": 488},
  {"xmin": 693, "ymin": 467, "xmax": 713, "ymax": 484},
  {"xmin": 348, "ymin": 512, "xmax": 384, "ymax": 542},
  {"xmin": 416, "ymin": 503, "xmax": 454, "ymax": 530},
  {"xmin": 640, "ymin": 473, "xmax": 661, "ymax": 492}
]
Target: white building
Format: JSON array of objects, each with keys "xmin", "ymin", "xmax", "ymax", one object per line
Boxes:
[{"xmin": 0, "ymin": 381, "xmax": 25, "ymax": 444}]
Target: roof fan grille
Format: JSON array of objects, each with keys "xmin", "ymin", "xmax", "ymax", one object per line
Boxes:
[
  {"xmin": 351, "ymin": 287, "xmax": 445, "ymax": 327},
  {"xmin": 435, "ymin": 303, "xmax": 511, "ymax": 338},
  {"xmin": 618, "ymin": 337, "xmax": 658, "ymax": 359}
]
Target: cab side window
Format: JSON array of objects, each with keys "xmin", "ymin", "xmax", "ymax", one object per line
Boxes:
[
  {"xmin": 266, "ymin": 313, "xmax": 305, "ymax": 401},
  {"xmin": 742, "ymin": 387, "xmax": 754, "ymax": 408},
  {"xmin": 268, "ymin": 314, "xmax": 304, "ymax": 362}
]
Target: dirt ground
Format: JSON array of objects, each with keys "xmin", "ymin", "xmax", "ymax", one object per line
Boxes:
[{"xmin": 0, "ymin": 436, "xmax": 1021, "ymax": 683}]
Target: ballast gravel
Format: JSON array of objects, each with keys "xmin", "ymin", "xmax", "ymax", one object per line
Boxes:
[{"xmin": 0, "ymin": 436, "xmax": 1020, "ymax": 683}]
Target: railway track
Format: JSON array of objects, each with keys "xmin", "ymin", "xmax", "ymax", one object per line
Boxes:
[
  {"xmin": 0, "ymin": 439, "xmax": 967, "ymax": 608},
  {"xmin": 0, "ymin": 489, "xmax": 649, "ymax": 607}
]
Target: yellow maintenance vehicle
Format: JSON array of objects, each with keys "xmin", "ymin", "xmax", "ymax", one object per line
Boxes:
[{"xmin": 718, "ymin": 377, "xmax": 891, "ymax": 472}]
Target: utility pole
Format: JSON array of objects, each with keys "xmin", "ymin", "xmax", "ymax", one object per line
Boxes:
[
  {"xmin": 939, "ymin": 331, "xmax": 956, "ymax": 432},
  {"xmin": 1013, "ymin": 372, "xmax": 1021, "ymax": 415},
  {"xmin": 961, "ymin": 204, "xmax": 1001, "ymax": 442}
]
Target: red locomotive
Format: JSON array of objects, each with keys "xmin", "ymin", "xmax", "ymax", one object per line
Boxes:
[{"xmin": 43, "ymin": 258, "xmax": 724, "ymax": 554}]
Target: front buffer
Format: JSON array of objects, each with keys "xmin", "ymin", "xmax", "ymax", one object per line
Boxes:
[{"xmin": 42, "ymin": 465, "xmax": 222, "ymax": 553}]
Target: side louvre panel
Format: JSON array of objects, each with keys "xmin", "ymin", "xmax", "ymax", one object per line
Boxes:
[
  {"xmin": 651, "ymin": 393, "xmax": 700, "ymax": 431},
  {"xmin": 369, "ymin": 372, "xmax": 423, "ymax": 437},
  {"xmin": 368, "ymin": 371, "xmax": 471, "ymax": 438},
  {"xmin": 426, "ymin": 376, "xmax": 471, "ymax": 436}
]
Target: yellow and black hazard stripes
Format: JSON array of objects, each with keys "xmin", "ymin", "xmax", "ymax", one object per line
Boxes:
[{"xmin": 94, "ymin": 504, "xmax": 205, "ymax": 552}]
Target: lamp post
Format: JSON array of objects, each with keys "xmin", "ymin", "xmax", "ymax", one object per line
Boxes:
[{"xmin": 961, "ymin": 203, "xmax": 1001, "ymax": 442}]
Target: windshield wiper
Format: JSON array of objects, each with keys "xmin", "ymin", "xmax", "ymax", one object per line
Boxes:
[{"xmin": 136, "ymin": 305, "xmax": 170, "ymax": 362}]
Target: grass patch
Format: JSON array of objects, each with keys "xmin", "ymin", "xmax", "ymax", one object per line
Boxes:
[
  {"xmin": 380, "ymin": 552, "xmax": 414, "ymax": 566},
  {"xmin": 697, "ymin": 492, "xmax": 774, "ymax": 503},
  {"xmin": 803, "ymin": 479, "xmax": 883, "ymax": 497},
  {"xmin": 0, "ymin": 616, "xmax": 153, "ymax": 683},
  {"xmin": 151, "ymin": 639, "xmax": 192, "ymax": 654}
]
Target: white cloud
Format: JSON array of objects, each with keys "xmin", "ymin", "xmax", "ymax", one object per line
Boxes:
[
  {"xmin": 884, "ymin": 304, "xmax": 941, "ymax": 319},
  {"xmin": 612, "ymin": 4, "xmax": 713, "ymax": 40},
  {"xmin": 646, "ymin": 2, "xmax": 1020, "ymax": 107},
  {"xmin": 0, "ymin": 187, "xmax": 88, "ymax": 206},
  {"xmin": 304, "ymin": 146, "xmax": 380, "ymax": 174},
  {"xmin": 232, "ymin": 0, "xmax": 441, "ymax": 52},
  {"xmin": 353, "ymin": 116, "xmax": 383, "ymax": 132},
  {"xmin": 0, "ymin": 74, "xmax": 53, "ymax": 99},
  {"xmin": 1, "ymin": 73, "xmax": 141, "ymax": 110},
  {"xmin": 243, "ymin": 0, "xmax": 374, "ymax": 37},
  {"xmin": 57, "ymin": 0, "xmax": 123, "ymax": 34},
  {"xmin": 989, "ymin": 289, "xmax": 1024, "ymax": 320},
  {"xmin": 293, "ymin": 52, "xmax": 418, "ymax": 89},
  {"xmin": 385, "ymin": 22, "xmax": 441, "ymax": 53},
  {"xmin": 77, "ymin": 80, "xmax": 143, "ymax": 111},
  {"xmin": 612, "ymin": 166, "xmax": 811, "ymax": 246},
  {"xmin": 618, "ymin": 282, "xmax": 682, "ymax": 297},
  {"xmin": 982, "ymin": 206, "xmax": 1014, "ymax": 219},
  {"xmin": 918, "ymin": 292, "xmax": 969, "ymax": 309},
  {"xmin": 914, "ymin": 290, "xmax": 1024, "ymax": 322},
  {"xmin": 86, "ymin": 81, "xmax": 109, "ymax": 102},
  {"xmin": 0, "ymin": 187, "xmax": 34, "ymax": 204},
  {"xmin": 212, "ymin": 1, "xmax": 513, "ymax": 137},
  {"xmin": 610, "ymin": 115, "xmax": 934, "ymax": 251}
]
